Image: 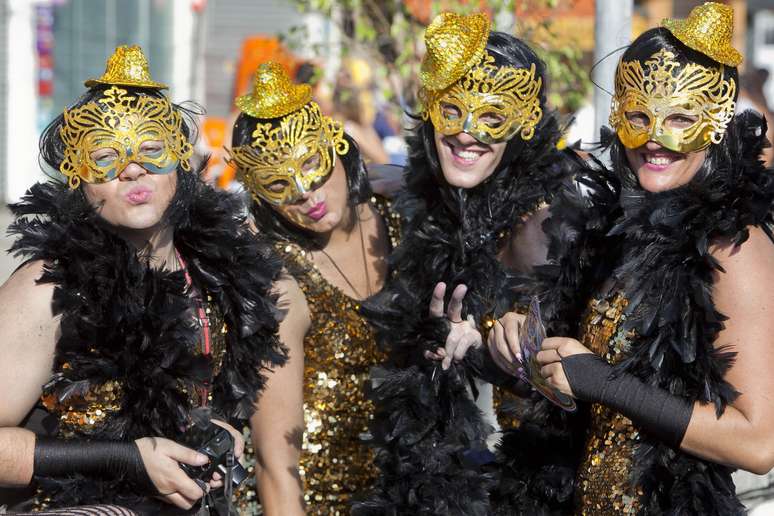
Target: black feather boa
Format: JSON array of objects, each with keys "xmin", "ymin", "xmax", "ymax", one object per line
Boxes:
[
  {"xmin": 353, "ymin": 113, "xmax": 583, "ymax": 515},
  {"xmin": 7, "ymin": 176, "xmax": 285, "ymax": 510},
  {"xmin": 497, "ymin": 110, "xmax": 774, "ymax": 515}
]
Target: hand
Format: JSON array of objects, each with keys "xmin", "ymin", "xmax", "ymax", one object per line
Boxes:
[
  {"xmin": 207, "ymin": 419, "xmax": 246, "ymax": 489},
  {"xmin": 486, "ymin": 311, "xmax": 526, "ymax": 376},
  {"xmin": 536, "ymin": 337, "xmax": 594, "ymax": 398},
  {"xmin": 424, "ymin": 282, "xmax": 482, "ymax": 370},
  {"xmin": 135, "ymin": 437, "xmax": 207, "ymax": 510}
]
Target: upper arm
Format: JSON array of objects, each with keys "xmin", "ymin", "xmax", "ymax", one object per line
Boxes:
[
  {"xmin": 711, "ymin": 227, "xmax": 774, "ymax": 428},
  {"xmin": 0, "ymin": 260, "xmax": 58, "ymax": 427},
  {"xmin": 501, "ymin": 206, "xmax": 550, "ymax": 273},
  {"xmin": 250, "ymin": 273, "xmax": 310, "ymax": 465}
]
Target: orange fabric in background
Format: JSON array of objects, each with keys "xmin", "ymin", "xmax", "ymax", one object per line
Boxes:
[{"xmin": 232, "ymin": 36, "xmax": 298, "ymax": 109}]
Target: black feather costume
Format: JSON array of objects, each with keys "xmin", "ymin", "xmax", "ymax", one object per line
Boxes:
[
  {"xmin": 497, "ymin": 111, "xmax": 774, "ymax": 515},
  {"xmin": 5, "ymin": 174, "xmax": 285, "ymax": 512},
  {"xmin": 352, "ymin": 106, "xmax": 584, "ymax": 514}
]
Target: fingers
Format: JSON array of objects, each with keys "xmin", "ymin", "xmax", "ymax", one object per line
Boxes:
[
  {"xmin": 442, "ymin": 332, "xmax": 461, "ymax": 370},
  {"xmin": 429, "ymin": 282, "xmax": 446, "ymax": 317},
  {"xmin": 211, "ymin": 420, "xmax": 245, "ymax": 459},
  {"xmin": 541, "ymin": 337, "xmax": 565, "ymax": 351},
  {"xmin": 540, "ymin": 362, "xmax": 562, "ymax": 380},
  {"xmin": 163, "ymin": 441, "xmax": 209, "ymax": 467},
  {"xmin": 446, "ymin": 284, "xmax": 467, "ymax": 322},
  {"xmin": 487, "ymin": 322, "xmax": 520, "ymax": 376},
  {"xmin": 502, "ymin": 315, "xmax": 523, "ymax": 363},
  {"xmin": 424, "ymin": 348, "xmax": 446, "ymax": 362},
  {"xmin": 536, "ymin": 348, "xmax": 562, "ymax": 366}
]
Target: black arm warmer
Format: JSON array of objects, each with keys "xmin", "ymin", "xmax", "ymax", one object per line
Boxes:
[
  {"xmin": 33, "ymin": 437, "xmax": 156, "ymax": 493},
  {"xmin": 561, "ymin": 353, "xmax": 694, "ymax": 448}
]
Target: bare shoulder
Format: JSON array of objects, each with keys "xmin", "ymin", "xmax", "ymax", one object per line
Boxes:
[
  {"xmin": 273, "ymin": 271, "xmax": 311, "ymax": 332},
  {"xmin": 0, "ymin": 260, "xmax": 56, "ymax": 324},
  {"xmin": 710, "ymin": 226, "xmax": 774, "ymax": 327},
  {"xmin": 711, "ymin": 227, "xmax": 774, "ymax": 290}
]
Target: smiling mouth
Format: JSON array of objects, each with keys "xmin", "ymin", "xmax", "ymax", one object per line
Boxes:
[
  {"xmin": 641, "ymin": 150, "xmax": 684, "ymax": 169},
  {"xmin": 446, "ymin": 140, "xmax": 488, "ymax": 165}
]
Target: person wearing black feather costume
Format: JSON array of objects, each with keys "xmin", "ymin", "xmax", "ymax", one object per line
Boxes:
[
  {"xmin": 225, "ymin": 63, "xmax": 400, "ymax": 515},
  {"xmin": 486, "ymin": 3, "xmax": 774, "ymax": 514},
  {"xmin": 352, "ymin": 11, "xmax": 589, "ymax": 515},
  {"xmin": 0, "ymin": 46, "xmax": 284, "ymax": 515}
]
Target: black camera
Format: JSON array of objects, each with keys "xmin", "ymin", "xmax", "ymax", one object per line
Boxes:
[{"xmin": 180, "ymin": 418, "xmax": 247, "ymax": 488}]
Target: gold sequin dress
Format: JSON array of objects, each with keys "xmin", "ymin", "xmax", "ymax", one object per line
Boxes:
[
  {"xmin": 574, "ymin": 291, "xmax": 643, "ymax": 515},
  {"xmin": 275, "ymin": 197, "xmax": 400, "ymax": 515}
]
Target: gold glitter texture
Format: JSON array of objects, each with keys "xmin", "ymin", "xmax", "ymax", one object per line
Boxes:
[
  {"xmin": 272, "ymin": 196, "xmax": 398, "ymax": 514},
  {"xmin": 85, "ymin": 45, "xmax": 168, "ymax": 89},
  {"xmin": 575, "ymin": 292, "xmax": 643, "ymax": 515},
  {"xmin": 235, "ymin": 62, "xmax": 312, "ymax": 119},
  {"xmin": 661, "ymin": 2, "xmax": 742, "ymax": 67},
  {"xmin": 610, "ymin": 48, "xmax": 736, "ymax": 153},
  {"xmin": 228, "ymin": 101, "xmax": 349, "ymax": 206},
  {"xmin": 59, "ymin": 86, "xmax": 193, "ymax": 188},
  {"xmin": 420, "ymin": 12, "xmax": 490, "ymax": 92}
]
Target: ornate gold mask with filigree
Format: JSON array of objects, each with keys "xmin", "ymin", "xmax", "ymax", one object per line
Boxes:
[
  {"xmin": 227, "ymin": 101, "xmax": 349, "ymax": 206},
  {"xmin": 59, "ymin": 86, "xmax": 192, "ymax": 189},
  {"xmin": 422, "ymin": 53, "xmax": 543, "ymax": 144},
  {"xmin": 610, "ymin": 48, "xmax": 736, "ymax": 153}
]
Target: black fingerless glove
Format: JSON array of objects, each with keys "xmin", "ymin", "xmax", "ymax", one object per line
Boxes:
[
  {"xmin": 561, "ymin": 353, "xmax": 693, "ymax": 448},
  {"xmin": 33, "ymin": 437, "xmax": 156, "ymax": 494}
]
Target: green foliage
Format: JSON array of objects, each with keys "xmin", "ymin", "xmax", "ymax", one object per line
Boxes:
[{"xmin": 283, "ymin": 0, "xmax": 591, "ymax": 114}]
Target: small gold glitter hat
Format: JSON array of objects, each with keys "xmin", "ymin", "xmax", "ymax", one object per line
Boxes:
[
  {"xmin": 661, "ymin": 2, "xmax": 742, "ymax": 67},
  {"xmin": 420, "ymin": 11, "xmax": 491, "ymax": 92},
  {"xmin": 235, "ymin": 62, "xmax": 312, "ymax": 119},
  {"xmin": 84, "ymin": 45, "xmax": 168, "ymax": 89}
]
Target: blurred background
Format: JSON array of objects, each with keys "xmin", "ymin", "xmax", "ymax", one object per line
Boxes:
[{"xmin": 0, "ymin": 1, "xmax": 772, "ymax": 510}]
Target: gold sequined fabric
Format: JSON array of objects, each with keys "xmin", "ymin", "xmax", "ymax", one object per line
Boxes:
[
  {"xmin": 84, "ymin": 45, "xmax": 167, "ymax": 89},
  {"xmin": 268, "ymin": 196, "xmax": 398, "ymax": 514},
  {"xmin": 661, "ymin": 2, "xmax": 742, "ymax": 67},
  {"xmin": 575, "ymin": 292, "xmax": 643, "ymax": 516}
]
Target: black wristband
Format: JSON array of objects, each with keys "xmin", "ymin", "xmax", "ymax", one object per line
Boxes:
[
  {"xmin": 33, "ymin": 437, "xmax": 156, "ymax": 494},
  {"xmin": 561, "ymin": 353, "xmax": 693, "ymax": 448}
]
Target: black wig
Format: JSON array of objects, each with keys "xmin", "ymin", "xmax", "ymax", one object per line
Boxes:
[{"xmin": 231, "ymin": 108, "xmax": 373, "ymax": 249}]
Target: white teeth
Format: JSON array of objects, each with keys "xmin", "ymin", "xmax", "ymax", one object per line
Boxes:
[
  {"xmin": 647, "ymin": 156, "xmax": 673, "ymax": 166},
  {"xmin": 454, "ymin": 149, "xmax": 481, "ymax": 161}
]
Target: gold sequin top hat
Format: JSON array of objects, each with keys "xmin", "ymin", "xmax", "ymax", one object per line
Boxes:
[
  {"xmin": 235, "ymin": 62, "xmax": 312, "ymax": 119},
  {"xmin": 84, "ymin": 45, "xmax": 168, "ymax": 89},
  {"xmin": 661, "ymin": 2, "xmax": 742, "ymax": 67},
  {"xmin": 420, "ymin": 11, "xmax": 491, "ymax": 92}
]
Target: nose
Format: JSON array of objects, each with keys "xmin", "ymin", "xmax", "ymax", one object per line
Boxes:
[
  {"xmin": 118, "ymin": 161, "xmax": 148, "ymax": 181},
  {"xmin": 453, "ymin": 131, "xmax": 478, "ymax": 145},
  {"xmin": 644, "ymin": 140, "xmax": 664, "ymax": 151}
]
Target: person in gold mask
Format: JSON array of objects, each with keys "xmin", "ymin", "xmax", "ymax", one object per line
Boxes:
[
  {"xmin": 483, "ymin": 3, "xmax": 774, "ymax": 514},
  {"xmin": 0, "ymin": 46, "xmax": 284, "ymax": 515},
  {"xmin": 351, "ymin": 11, "xmax": 593, "ymax": 515},
  {"xmin": 226, "ymin": 63, "xmax": 400, "ymax": 515}
]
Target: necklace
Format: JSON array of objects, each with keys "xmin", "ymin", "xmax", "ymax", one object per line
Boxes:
[{"xmin": 314, "ymin": 206, "xmax": 373, "ymax": 300}]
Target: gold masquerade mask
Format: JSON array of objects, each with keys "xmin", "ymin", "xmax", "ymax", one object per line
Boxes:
[
  {"xmin": 228, "ymin": 101, "xmax": 349, "ymax": 205},
  {"xmin": 419, "ymin": 12, "xmax": 542, "ymax": 144},
  {"xmin": 610, "ymin": 48, "xmax": 736, "ymax": 153},
  {"xmin": 422, "ymin": 53, "xmax": 543, "ymax": 144},
  {"xmin": 59, "ymin": 86, "xmax": 193, "ymax": 188}
]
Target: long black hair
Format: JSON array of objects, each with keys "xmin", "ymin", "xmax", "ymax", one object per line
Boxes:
[
  {"xmin": 38, "ymin": 84, "xmax": 205, "ymax": 228},
  {"xmin": 608, "ymin": 27, "xmax": 740, "ymax": 188},
  {"xmin": 231, "ymin": 108, "xmax": 372, "ymax": 249}
]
